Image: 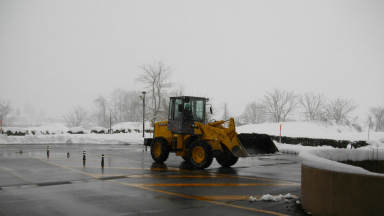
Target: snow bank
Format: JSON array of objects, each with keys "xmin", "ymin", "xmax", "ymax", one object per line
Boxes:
[
  {"xmin": 237, "ymin": 121, "xmax": 384, "ymax": 141},
  {"xmin": 0, "ymin": 133, "xmax": 148, "ymax": 145},
  {"xmin": 275, "ymin": 141, "xmax": 335, "ymax": 154},
  {"xmin": 27, "ymin": 123, "xmax": 69, "ymax": 134},
  {"xmin": 112, "ymin": 121, "xmax": 152, "ymax": 132},
  {"xmin": 2, "ymin": 127, "xmax": 27, "ymax": 133},
  {"xmin": 299, "ymin": 149, "xmax": 384, "ymax": 177}
]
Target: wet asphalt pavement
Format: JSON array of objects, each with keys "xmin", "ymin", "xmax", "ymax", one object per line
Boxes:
[{"xmin": 0, "ymin": 144, "xmax": 304, "ymax": 216}]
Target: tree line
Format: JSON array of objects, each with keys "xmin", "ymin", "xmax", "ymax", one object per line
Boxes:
[
  {"xmin": 1, "ymin": 60, "xmax": 383, "ymax": 132},
  {"xmin": 236, "ymin": 89, "xmax": 384, "ymax": 131}
]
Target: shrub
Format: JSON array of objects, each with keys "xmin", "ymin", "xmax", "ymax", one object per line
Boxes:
[{"xmin": 269, "ymin": 135, "xmax": 369, "ymax": 149}]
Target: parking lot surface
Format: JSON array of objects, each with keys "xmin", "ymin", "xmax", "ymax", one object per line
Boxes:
[{"xmin": 0, "ymin": 144, "xmax": 304, "ymax": 216}]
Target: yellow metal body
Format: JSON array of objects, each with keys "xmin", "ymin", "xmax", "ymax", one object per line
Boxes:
[{"xmin": 153, "ymin": 118, "xmax": 247, "ymax": 157}]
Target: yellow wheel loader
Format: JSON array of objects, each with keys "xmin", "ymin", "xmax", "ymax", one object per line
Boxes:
[{"xmin": 144, "ymin": 96, "xmax": 279, "ymax": 169}]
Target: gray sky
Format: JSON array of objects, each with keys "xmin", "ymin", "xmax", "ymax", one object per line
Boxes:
[{"xmin": 1, "ymin": 0, "xmax": 383, "ymax": 119}]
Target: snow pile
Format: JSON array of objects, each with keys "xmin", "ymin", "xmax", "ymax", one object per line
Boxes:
[
  {"xmin": 249, "ymin": 193, "xmax": 294, "ymax": 202},
  {"xmin": 299, "ymin": 149, "xmax": 384, "ymax": 177},
  {"xmin": 362, "ymin": 139, "xmax": 384, "ymax": 149}
]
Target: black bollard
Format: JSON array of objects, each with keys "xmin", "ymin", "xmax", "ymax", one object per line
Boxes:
[
  {"xmin": 67, "ymin": 152, "xmax": 70, "ymax": 158},
  {"xmin": 47, "ymin": 146, "xmax": 49, "ymax": 156},
  {"xmin": 83, "ymin": 151, "xmax": 86, "ymax": 161},
  {"xmin": 101, "ymin": 154, "xmax": 104, "ymax": 167}
]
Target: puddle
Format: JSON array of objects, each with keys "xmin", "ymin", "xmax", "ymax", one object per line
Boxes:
[{"xmin": 258, "ymin": 161, "xmax": 298, "ymax": 167}]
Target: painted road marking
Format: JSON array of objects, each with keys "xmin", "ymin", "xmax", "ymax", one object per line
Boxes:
[
  {"xmin": 114, "ymin": 181, "xmax": 291, "ymax": 216},
  {"xmin": 33, "ymin": 158, "xmax": 296, "ymax": 216}
]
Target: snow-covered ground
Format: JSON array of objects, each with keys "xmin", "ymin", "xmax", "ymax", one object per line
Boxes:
[
  {"xmin": 1, "ymin": 121, "xmax": 384, "ymax": 178},
  {"xmin": 237, "ymin": 121, "xmax": 383, "ymax": 141}
]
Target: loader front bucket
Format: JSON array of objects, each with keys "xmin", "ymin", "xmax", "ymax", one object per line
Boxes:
[{"xmin": 236, "ymin": 133, "xmax": 279, "ymax": 156}]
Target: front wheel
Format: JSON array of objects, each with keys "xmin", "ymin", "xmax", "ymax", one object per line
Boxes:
[
  {"xmin": 188, "ymin": 140, "xmax": 213, "ymax": 169},
  {"xmin": 216, "ymin": 146, "xmax": 239, "ymax": 167},
  {"xmin": 151, "ymin": 137, "xmax": 170, "ymax": 163}
]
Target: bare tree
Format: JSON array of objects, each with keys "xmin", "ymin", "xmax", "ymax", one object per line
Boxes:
[
  {"xmin": 242, "ymin": 101, "xmax": 267, "ymax": 124},
  {"xmin": 0, "ymin": 100, "xmax": 13, "ymax": 127},
  {"xmin": 325, "ymin": 97, "xmax": 358, "ymax": 123},
  {"xmin": 136, "ymin": 61, "xmax": 173, "ymax": 125},
  {"xmin": 222, "ymin": 102, "xmax": 231, "ymax": 120},
  {"xmin": 109, "ymin": 88, "xmax": 126, "ymax": 124},
  {"xmin": 169, "ymin": 84, "xmax": 185, "ymax": 97},
  {"xmin": 63, "ymin": 105, "xmax": 88, "ymax": 127},
  {"xmin": 369, "ymin": 106, "xmax": 384, "ymax": 132},
  {"xmin": 262, "ymin": 89, "xmax": 298, "ymax": 122},
  {"xmin": 93, "ymin": 95, "xmax": 109, "ymax": 127},
  {"xmin": 298, "ymin": 92, "xmax": 326, "ymax": 121}
]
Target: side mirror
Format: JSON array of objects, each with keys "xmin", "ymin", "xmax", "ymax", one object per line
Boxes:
[
  {"xmin": 178, "ymin": 104, "xmax": 184, "ymax": 112},
  {"xmin": 210, "ymin": 107, "xmax": 213, "ymax": 114}
]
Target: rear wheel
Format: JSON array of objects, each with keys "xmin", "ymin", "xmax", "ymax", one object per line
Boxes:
[
  {"xmin": 151, "ymin": 137, "xmax": 170, "ymax": 163},
  {"xmin": 188, "ymin": 140, "xmax": 213, "ymax": 169},
  {"xmin": 216, "ymin": 145, "xmax": 239, "ymax": 167}
]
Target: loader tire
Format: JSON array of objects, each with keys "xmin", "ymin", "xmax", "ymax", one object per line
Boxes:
[
  {"xmin": 182, "ymin": 156, "xmax": 189, "ymax": 161},
  {"xmin": 188, "ymin": 140, "xmax": 213, "ymax": 169},
  {"xmin": 216, "ymin": 146, "xmax": 238, "ymax": 167},
  {"xmin": 151, "ymin": 137, "xmax": 170, "ymax": 163}
]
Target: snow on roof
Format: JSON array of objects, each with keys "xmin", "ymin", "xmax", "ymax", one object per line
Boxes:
[{"xmin": 298, "ymin": 149, "xmax": 384, "ymax": 177}]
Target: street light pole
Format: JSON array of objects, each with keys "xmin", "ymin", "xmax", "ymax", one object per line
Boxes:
[{"xmin": 142, "ymin": 91, "xmax": 146, "ymax": 138}]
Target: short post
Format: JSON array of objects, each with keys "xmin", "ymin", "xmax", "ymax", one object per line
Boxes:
[
  {"xmin": 83, "ymin": 151, "xmax": 86, "ymax": 161},
  {"xmin": 47, "ymin": 146, "xmax": 50, "ymax": 156},
  {"xmin": 279, "ymin": 124, "xmax": 282, "ymax": 144},
  {"xmin": 101, "ymin": 154, "xmax": 104, "ymax": 167},
  {"xmin": 67, "ymin": 152, "xmax": 70, "ymax": 158}
]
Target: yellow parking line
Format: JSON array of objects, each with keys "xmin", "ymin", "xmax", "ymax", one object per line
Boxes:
[
  {"xmin": 115, "ymin": 182, "xmax": 290, "ymax": 216},
  {"xmin": 127, "ymin": 183, "xmax": 300, "ymax": 187},
  {"xmin": 35, "ymin": 158, "xmax": 291, "ymax": 216}
]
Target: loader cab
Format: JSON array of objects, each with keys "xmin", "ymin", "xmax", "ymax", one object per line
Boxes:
[{"xmin": 168, "ymin": 96, "xmax": 207, "ymax": 134}]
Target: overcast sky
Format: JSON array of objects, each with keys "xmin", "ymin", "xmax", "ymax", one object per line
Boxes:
[{"xmin": 1, "ymin": 0, "xmax": 383, "ymax": 119}]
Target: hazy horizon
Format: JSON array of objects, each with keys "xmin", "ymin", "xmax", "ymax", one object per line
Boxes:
[{"xmin": 1, "ymin": 0, "xmax": 383, "ymax": 120}]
